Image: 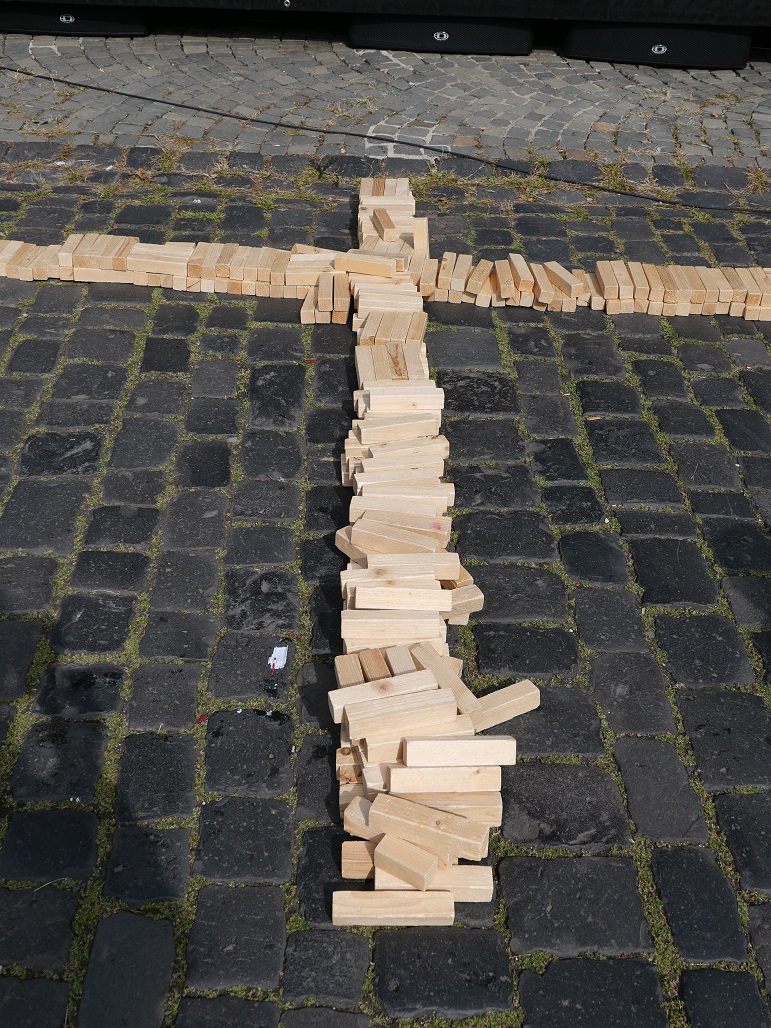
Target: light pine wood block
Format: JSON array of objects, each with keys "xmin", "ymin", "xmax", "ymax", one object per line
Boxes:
[
  {"xmin": 403, "ymin": 735, "xmax": 517, "ymax": 766},
  {"xmin": 332, "ymin": 890, "xmax": 454, "ymax": 926},
  {"xmin": 394, "ymin": 791, "xmax": 502, "ymax": 826},
  {"xmin": 374, "ymin": 834, "xmax": 439, "ymax": 890},
  {"xmin": 334, "ymin": 653, "xmax": 366, "ymax": 688},
  {"xmin": 328, "ymin": 669, "xmax": 438, "ymax": 723},
  {"xmin": 385, "ymin": 645, "xmax": 418, "ymax": 676},
  {"xmin": 470, "ymin": 679, "xmax": 540, "ymax": 731},
  {"xmin": 341, "ymin": 840, "xmax": 377, "ymax": 878},
  {"xmin": 344, "ymin": 688, "xmax": 457, "ymax": 742},
  {"xmin": 358, "ymin": 648, "xmax": 392, "ymax": 682},
  {"xmin": 343, "ymin": 796, "xmax": 382, "ymax": 841},
  {"xmin": 368, "ymin": 793, "xmax": 489, "ymax": 861},
  {"xmin": 388, "ymin": 764, "xmax": 501, "ymax": 793},
  {"xmin": 409, "ymin": 641, "xmax": 479, "ymax": 715},
  {"xmin": 375, "ymin": 864, "xmax": 494, "ymax": 902}
]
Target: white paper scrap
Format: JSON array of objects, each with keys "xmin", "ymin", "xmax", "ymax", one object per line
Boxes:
[{"xmin": 268, "ymin": 645, "xmax": 289, "ymax": 672}]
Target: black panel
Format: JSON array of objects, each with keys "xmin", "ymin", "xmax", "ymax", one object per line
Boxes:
[
  {"xmin": 0, "ymin": 1, "xmax": 148, "ymax": 32},
  {"xmin": 349, "ymin": 16, "xmax": 533, "ymax": 54},
  {"xmin": 562, "ymin": 22, "xmax": 753, "ymax": 67}
]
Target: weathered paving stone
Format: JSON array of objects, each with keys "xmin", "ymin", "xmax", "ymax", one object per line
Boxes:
[
  {"xmin": 473, "ymin": 564, "xmax": 567, "ymax": 623},
  {"xmin": 652, "ymin": 399, "xmax": 715, "ymax": 439},
  {"xmin": 19, "ymin": 430, "xmax": 101, "ymax": 475},
  {"xmin": 374, "ymin": 928, "xmax": 511, "ymax": 1019},
  {"xmin": 33, "ymin": 664, "xmax": 123, "ymax": 719},
  {"xmin": 490, "ymin": 686, "xmax": 602, "ymax": 758},
  {"xmin": 295, "ymin": 737, "xmax": 338, "ymax": 823},
  {"xmin": 681, "ymin": 969, "xmax": 771, "ymax": 1028},
  {"xmin": 520, "ymin": 393, "xmax": 577, "ymax": 437},
  {"xmin": 249, "ymin": 325, "xmax": 304, "ymax": 362},
  {"xmin": 655, "ymin": 614, "xmax": 753, "ymax": 686},
  {"xmin": 177, "ymin": 440, "xmax": 231, "ymax": 486},
  {"xmin": 574, "ymin": 587, "xmax": 646, "ymax": 651},
  {"xmin": 8, "ymin": 338, "xmax": 61, "ymax": 374},
  {"xmin": 78, "ymin": 912, "xmax": 174, "ymax": 1028},
  {"xmin": 560, "ymin": 531, "xmax": 628, "ymax": 585},
  {"xmin": 242, "ymin": 430, "xmax": 303, "ymax": 480},
  {"xmin": 226, "ymin": 526, "xmax": 295, "ymax": 565},
  {"xmin": 234, "ymin": 480, "xmax": 300, "ymax": 521},
  {"xmin": 51, "ymin": 593, "xmax": 134, "ymax": 653},
  {"xmin": 110, "ymin": 419, "xmax": 179, "ymax": 470},
  {"xmin": 150, "ymin": 551, "xmax": 219, "ymax": 611},
  {"xmin": 192, "ymin": 358, "xmax": 239, "ymax": 398},
  {"xmin": 543, "ymin": 484, "xmax": 604, "ymax": 524},
  {"xmin": 116, "ymin": 732, "xmax": 197, "ymax": 822},
  {"xmin": 140, "ymin": 611, "xmax": 219, "ymax": 659},
  {"xmin": 140, "ymin": 336, "xmax": 189, "ymax": 372},
  {"xmin": 714, "ymin": 793, "xmax": 771, "ymax": 892},
  {"xmin": 500, "ymin": 856, "xmax": 650, "ymax": 955},
  {"xmin": 601, "ymin": 468, "xmax": 683, "ymax": 507},
  {"xmin": 298, "ymin": 664, "xmax": 335, "ymax": 733},
  {"xmin": 562, "ymin": 335, "xmax": 625, "ymax": 378},
  {"xmin": 0, "ymin": 555, "xmax": 56, "ymax": 612},
  {"xmin": 691, "ymin": 377, "xmax": 744, "ymax": 408},
  {"xmin": 0, "ymin": 810, "xmax": 98, "ymax": 881},
  {"xmin": 749, "ymin": 905, "xmax": 771, "ymax": 989},
  {"xmin": 209, "ymin": 632, "xmax": 293, "ymax": 702},
  {"xmin": 670, "ymin": 441, "xmax": 741, "ymax": 489},
  {"xmin": 505, "ymin": 324, "xmax": 553, "ymax": 357},
  {"xmin": 444, "ymin": 417, "xmax": 524, "ymax": 462},
  {"xmin": 0, "ymin": 703, "xmax": 10, "ymax": 746},
  {"xmin": 679, "ymin": 343, "xmax": 733, "ymax": 374},
  {"xmin": 153, "ymin": 302, "xmax": 199, "ymax": 336},
  {"xmin": 515, "ymin": 360, "xmax": 562, "ymax": 394},
  {"xmin": 250, "ymin": 365, "xmax": 305, "ymax": 429},
  {"xmin": 282, "ymin": 929, "xmax": 370, "ymax": 1008},
  {"xmin": 85, "ymin": 505, "xmax": 159, "ymax": 547},
  {"xmin": 590, "ymin": 651, "xmax": 675, "ymax": 734},
  {"xmin": 0, "ymin": 479, "xmax": 90, "ymax": 554},
  {"xmin": 743, "ymin": 455, "xmax": 771, "ymax": 490},
  {"xmin": 205, "ymin": 710, "xmax": 292, "ymax": 797},
  {"xmin": 53, "ymin": 363, "xmax": 125, "ymax": 402},
  {"xmin": 225, "ymin": 570, "xmax": 299, "ymax": 632},
  {"xmin": 306, "ymin": 408, "xmax": 350, "ymax": 445},
  {"xmin": 0, "ymin": 887, "xmax": 79, "ymax": 971},
  {"xmin": 456, "ymin": 512, "xmax": 556, "ymax": 561},
  {"xmin": 743, "ymin": 369, "xmax": 771, "ymax": 414},
  {"xmin": 475, "ymin": 625, "xmax": 579, "ymax": 678},
  {"xmin": 716, "ymin": 408, "xmax": 771, "ymax": 453},
  {"xmin": 439, "ymin": 371, "xmax": 517, "ymax": 414},
  {"xmin": 127, "ymin": 662, "xmax": 200, "ymax": 730},
  {"xmin": 186, "ymin": 396, "xmax": 239, "ymax": 435},
  {"xmin": 587, "ymin": 419, "xmax": 663, "ymax": 466},
  {"xmin": 576, "ymin": 380, "xmax": 642, "ymax": 415},
  {"xmin": 529, "ymin": 439, "xmax": 588, "ymax": 482},
  {"xmin": 305, "ymin": 485, "xmax": 350, "ymax": 531},
  {"xmin": 652, "ymin": 847, "xmax": 746, "ymax": 963},
  {"xmin": 614, "ymin": 738, "xmax": 708, "ymax": 842},
  {"xmin": 310, "ymin": 584, "xmax": 343, "ymax": 656},
  {"xmin": 701, "ymin": 518, "xmax": 771, "ymax": 573},
  {"xmin": 102, "ymin": 469, "xmax": 165, "ymax": 505},
  {"xmin": 0, "ymin": 978, "xmax": 69, "ymax": 1028},
  {"xmin": 519, "ymin": 958, "xmax": 667, "ymax": 1028},
  {"xmin": 186, "ymin": 885, "xmax": 285, "ymax": 990},
  {"xmin": 628, "ymin": 537, "xmax": 718, "ymax": 607},
  {"xmin": 12, "ymin": 720, "xmax": 107, "ymax": 803},
  {"xmin": 633, "ymin": 358, "xmax": 688, "ymax": 398},
  {"xmin": 428, "ymin": 330, "xmax": 502, "ymax": 369},
  {"xmin": 104, "ymin": 827, "xmax": 190, "ymax": 905},
  {"xmin": 690, "ymin": 490, "xmax": 755, "ymax": 519},
  {"xmin": 71, "ymin": 550, "xmax": 149, "ymax": 592},
  {"xmin": 176, "ymin": 996, "xmax": 280, "ymax": 1028},
  {"xmin": 679, "ymin": 689, "xmax": 771, "ymax": 790},
  {"xmin": 502, "ymin": 764, "xmax": 631, "ymax": 851},
  {"xmin": 450, "ymin": 464, "xmax": 537, "ymax": 509},
  {"xmin": 724, "ymin": 576, "xmax": 771, "ymax": 627},
  {"xmin": 196, "ymin": 798, "xmax": 292, "ymax": 883},
  {"xmin": 297, "ymin": 828, "xmax": 365, "ymax": 927},
  {"xmin": 281, "ymin": 1012, "xmax": 369, "ymax": 1028},
  {"xmin": 161, "ymin": 490, "xmax": 227, "ymax": 548}
]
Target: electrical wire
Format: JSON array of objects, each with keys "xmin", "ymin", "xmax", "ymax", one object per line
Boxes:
[{"xmin": 1, "ymin": 62, "xmax": 770, "ymax": 216}]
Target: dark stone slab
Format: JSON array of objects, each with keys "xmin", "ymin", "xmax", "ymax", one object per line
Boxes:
[
  {"xmin": 298, "ymin": 663, "xmax": 336, "ymax": 733},
  {"xmin": 501, "ymin": 764, "xmax": 631, "ymax": 851},
  {"xmin": 374, "ymin": 927, "xmax": 511, "ymax": 1019},
  {"xmin": 0, "ymin": 887, "xmax": 79, "ymax": 971},
  {"xmin": 714, "ymin": 793, "xmax": 771, "ymax": 892},
  {"xmin": 110, "ymin": 418, "xmax": 179, "ymax": 470},
  {"xmin": 104, "ymin": 827, "xmax": 190, "ymax": 905},
  {"xmin": 209, "ymin": 632, "xmax": 293, "ymax": 702},
  {"xmin": 587, "ymin": 418, "xmax": 662, "ymax": 467},
  {"xmin": 196, "ymin": 798, "xmax": 293, "ymax": 883},
  {"xmin": 628, "ymin": 537, "xmax": 718, "ymax": 607},
  {"xmin": 519, "ymin": 958, "xmax": 667, "ymax": 1028},
  {"xmin": 574, "ymin": 587, "xmax": 646, "ymax": 651},
  {"xmin": 724, "ymin": 576, "xmax": 771, "ymax": 627},
  {"xmin": 475, "ymin": 625, "xmax": 579, "ymax": 679},
  {"xmin": 490, "ymin": 685, "xmax": 602, "ymax": 758},
  {"xmin": 562, "ymin": 335, "xmax": 625, "ymax": 378},
  {"xmin": 116, "ymin": 732, "xmax": 196, "ymax": 822},
  {"xmin": 176, "ymin": 440, "xmax": 231, "ymax": 487},
  {"xmin": 472, "ymin": 564, "xmax": 567, "ymax": 623},
  {"xmin": 186, "ymin": 397, "xmax": 239, "ymax": 435},
  {"xmin": 652, "ymin": 399, "xmax": 715, "ymax": 439},
  {"xmin": 78, "ymin": 913, "xmax": 174, "ymax": 1028},
  {"xmin": 590, "ymin": 651, "xmax": 675, "ymax": 734},
  {"xmin": 225, "ymin": 569, "xmax": 299, "ymax": 633},
  {"xmin": 500, "ymin": 856, "xmax": 650, "ymax": 955},
  {"xmin": 234, "ymin": 480, "xmax": 300, "ymax": 521},
  {"xmin": 250, "ymin": 365, "xmax": 305, "ymax": 429},
  {"xmin": 295, "ymin": 737, "xmax": 338, "ymax": 823},
  {"xmin": 505, "ymin": 325, "xmax": 553, "ymax": 358},
  {"xmin": 0, "ymin": 555, "xmax": 56, "ymax": 613},
  {"xmin": 176, "ymin": 997, "xmax": 280, "ymax": 1028},
  {"xmin": 692, "ymin": 376, "xmax": 744, "ymax": 408},
  {"xmin": 679, "ymin": 689, "xmax": 771, "ymax": 790},
  {"xmin": 689, "ymin": 490, "xmax": 755, "ymax": 519},
  {"xmin": 0, "ymin": 810, "xmax": 98, "ymax": 881},
  {"xmin": 655, "ymin": 614, "xmax": 753, "ymax": 686},
  {"xmin": 280, "ymin": 1012, "xmax": 369, "ymax": 1028},
  {"xmin": 297, "ymin": 827, "xmax": 365, "ymax": 927},
  {"xmin": 601, "ymin": 468, "xmax": 683, "ymax": 507},
  {"xmin": 205, "ymin": 710, "xmax": 292, "ymax": 797},
  {"xmin": 438, "ymin": 370, "xmax": 517, "ymax": 414},
  {"xmin": 102, "ymin": 469, "xmax": 164, "ymax": 505},
  {"xmin": 743, "ymin": 369, "xmax": 771, "ymax": 414},
  {"xmin": 451, "ymin": 464, "xmax": 537, "ymax": 509},
  {"xmin": 305, "ymin": 484, "xmax": 349, "ymax": 532},
  {"xmin": 529, "ymin": 439, "xmax": 587, "ymax": 482},
  {"xmin": 0, "ymin": 979, "xmax": 69, "ymax": 1028},
  {"xmin": 679, "ymin": 342, "xmax": 733, "ymax": 374},
  {"xmin": 456, "ymin": 511, "xmax": 556, "ymax": 562},
  {"xmin": 701, "ymin": 518, "xmax": 771, "ymax": 573},
  {"xmin": 33, "ymin": 664, "xmax": 123, "ymax": 719},
  {"xmin": 560, "ymin": 531, "xmax": 628, "ymax": 585},
  {"xmin": 0, "ymin": 479, "xmax": 89, "ymax": 554},
  {"xmin": 226, "ymin": 526, "xmax": 295, "ymax": 566},
  {"xmin": 743, "ymin": 455, "xmax": 771, "ymax": 489},
  {"xmin": 576, "ymin": 380, "xmax": 642, "ymax": 415},
  {"xmin": 520, "ymin": 393, "xmax": 576, "ymax": 437},
  {"xmin": 71, "ymin": 550, "xmax": 149, "ymax": 592},
  {"xmin": 85, "ymin": 505, "xmax": 159, "ymax": 547},
  {"xmin": 543, "ymin": 485, "xmax": 604, "ymax": 524},
  {"xmin": 161, "ymin": 490, "xmax": 227, "ymax": 549},
  {"xmin": 186, "ymin": 885, "xmax": 284, "ymax": 990},
  {"xmin": 427, "ymin": 329, "xmax": 501, "ymax": 369},
  {"xmin": 12, "ymin": 719, "xmax": 107, "ymax": 803},
  {"xmin": 127, "ymin": 662, "xmax": 201, "ymax": 730},
  {"xmin": 140, "ymin": 336, "xmax": 189, "ymax": 373},
  {"xmin": 8, "ymin": 339, "xmax": 61, "ymax": 374},
  {"xmin": 681, "ymin": 969, "xmax": 771, "ymax": 1028},
  {"xmin": 652, "ymin": 847, "xmax": 745, "ymax": 963},
  {"xmin": 140, "ymin": 611, "xmax": 219, "ymax": 660},
  {"xmin": 515, "ymin": 359, "xmax": 562, "ymax": 394},
  {"xmin": 283, "ymin": 929, "xmax": 370, "ymax": 1008},
  {"xmin": 444, "ymin": 417, "xmax": 524, "ymax": 462},
  {"xmin": 54, "ymin": 362, "xmax": 126, "ymax": 399},
  {"xmin": 614, "ymin": 737, "xmax": 707, "ymax": 842},
  {"xmin": 671, "ymin": 441, "xmax": 741, "ymax": 489},
  {"xmin": 248, "ymin": 325, "xmax": 304, "ymax": 362},
  {"xmin": 19, "ymin": 431, "xmax": 100, "ymax": 476},
  {"xmin": 619, "ymin": 512, "xmax": 698, "ymax": 540},
  {"xmin": 749, "ymin": 906, "xmax": 771, "ymax": 989},
  {"xmin": 633, "ymin": 359, "xmax": 688, "ymax": 399},
  {"xmin": 716, "ymin": 408, "xmax": 771, "ymax": 453},
  {"xmin": 150, "ymin": 551, "xmax": 219, "ymax": 612},
  {"xmin": 51, "ymin": 593, "xmax": 134, "ymax": 653}
]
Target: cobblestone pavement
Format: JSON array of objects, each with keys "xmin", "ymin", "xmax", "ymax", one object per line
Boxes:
[
  {"xmin": 0, "ymin": 29, "xmax": 771, "ymax": 170},
  {"xmin": 0, "ymin": 156, "xmax": 770, "ymax": 1027}
]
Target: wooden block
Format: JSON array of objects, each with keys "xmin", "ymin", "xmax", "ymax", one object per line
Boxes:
[
  {"xmin": 508, "ymin": 253, "xmax": 534, "ymax": 293},
  {"xmin": 412, "ymin": 217, "xmax": 430, "ymax": 254},
  {"xmin": 374, "ymin": 834, "xmax": 438, "ymax": 891},
  {"xmin": 341, "ymin": 840, "xmax": 377, "ymax": 879},
  {"xmin": 449, "ymin": 253, "xmax": 473, "ymax": 294},
  {"xmin": 335, "ymin": 252, "xmax": 398, "ymax": 277},
  {"xmin": 544, "ymin": 261, "xmax": 582, "ymax": 299},
  {"xmin": 470, "ymin": 679, "xmax": 540, "ymax": 732},
  {"xmin": 343, "ymin": 795, "xmax": 382, "ymax": 841},
  {"xmin": 389, "ymin": 765, "xmax": 501, "ymax": 794},
  {"xmin": 395, "ymin": 792, "xmax": 502, "ymax": 826},
  {"xmin": 335, "ymin": 526, "xmax": 369, "ymax": 565},
  {"xmin": 375, "ymin": 864, "xmax": 493, "ymax": 902},
  {"xmin": 529, "ymin": 263, "xmax": 555, "ymax": 304},
  {"xmin": 339, "ymin": 782, "xmax": 369, "ymax": 811},
  {"xmin": 462, "ymin": 259, "xmax": 492, "ymax": 296},
  {"xmin": 365, "ymin": 550, "xmax": 459, "ymax": 577},
  {"xmin": 57, "ymin": 234, "xmax": 84, "ymax": 268},
  {"xmin": 436, "ymin": 252, "xmax": 456, "ymax": 291},
  {"xmin": 595, "ymin": 261, "xmax": 619, "ymax": 299},
  {"xmin": 354, "ymin": 414, "xmax": 442, "ymax": 444},
  {"xmin": 360, "ymin": 713, "xmax": 475, "ymax": 764},
  {"xmin": 350, "ymin": 519, "xmax": 442, "ymax": 555},
  {"xmin": 353, "ymin": 585, "xmax": 452, "ymax": 612},
  {"xmin": 317, "ymin": 271, "xmax": 334, "ymax": 311},
  {"xmin": 341, "ymin": 571, "xmax": 438, "ymax": 603},
  {"xmin": 368, "ymin": 793, "xmax": 488, "ymax": 861},
  {"xmin": 335, "ymin": 653, "xmax": 366, "ymax": 688},
  {"xmin": 627, "ymin": 262, "xmax": 650, "ymax": 300},
  {"xmin": 350, "ymin": 509, "xmax": 450, "ymax": 544},
  {"xmin": 358, "ymin": 648, "xmax": 391, "ymax": 682},
  {"xmin": 419, "ymin": 258, "xmax": 439, "ymax": 297},
  {"xmin": 584, "ymin": 270, "xmax": 606, "ymax": 310},
  {"xmin": 735, "ymin": 267, "xmax": 763, "ymax": 306},
  {"xmin": 300, "ymin": 285, "xmax": 317, "ymax": 324},
  {"xmin": 373, "ymin": 208, "xmax": 398, "ymax": 242},
  {"xmin": 682, "ymin": 266, "xmax": 706, "ymax": 303},
  {"xmin": 409, "ymin": 641, "xmax": 479, "ymax": 715},
  {"xmin": 328, "ymin": 669, "xmax": 438, "ymax": 723},
  {"xmin": 349, "ymin": 495, "xmax": 441, "ymax": 520},
  {"xmin": 332, "ymin": 890, "xmax": 453, "ymax": 926},
  {"xmin": 361, "ymin": 761, "xmax": 397, "ymax": 794},
  {"xmin": 403, "ymin": 735, "xmax": 517, "ymax": 766},
  {"xmin": 721, "ymin": 267, "xmax": 748, "ymax": 303},
  {"xmin": 385, "ymin": 645, "xmax": 418, "ymax": 676},
  {"xmin": 343, "ymin": 686, "xmax": 456, "ymax": 742}
]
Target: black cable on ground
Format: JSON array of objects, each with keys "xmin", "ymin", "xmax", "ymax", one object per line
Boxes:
[{"xmin": 1, "ymin": 62, "xmax": 770, "ymax": 215}]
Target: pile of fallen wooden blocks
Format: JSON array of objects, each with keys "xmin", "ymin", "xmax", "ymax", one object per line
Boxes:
[{"xmin": 324, "ymin": 178, "xmax": 539, "ymax": 926}]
